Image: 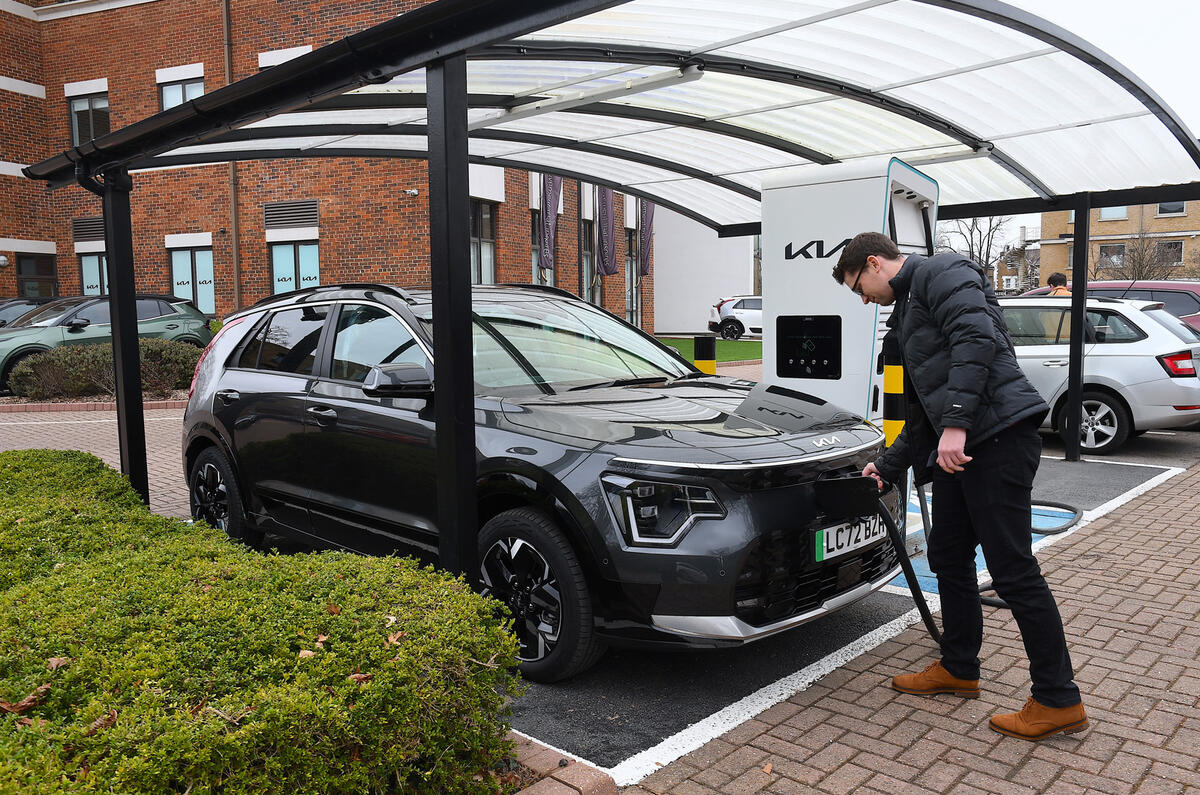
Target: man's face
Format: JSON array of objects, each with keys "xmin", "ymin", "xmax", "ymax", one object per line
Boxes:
[{"xmin": 848, "ymin": 255, "xmax": 895, "ymax": 306}]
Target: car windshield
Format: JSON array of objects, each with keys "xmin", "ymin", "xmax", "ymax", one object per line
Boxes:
[
  {"xmin": 6, "ymin": 297, "xmax": 92, "ymax": 328},
  {"xmin": 1142, "ymin": 307, "xmax": 1200, "ymax": 343},
  {"xmin": 422, "ymin": 296, "xmax": 692, "ymax": 396}
]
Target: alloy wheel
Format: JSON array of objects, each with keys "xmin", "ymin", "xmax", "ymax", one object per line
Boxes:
[
  {"xmin": 480, "ymin": 537, "xmax": 562, "ymax": 662},
  {"xmin": 191, "ymin": 462, "xmax": 229, "ymax": 531},
  {"xmin": 1077, "ymin": 398, "xmax": 1119, "ymax": 450}
]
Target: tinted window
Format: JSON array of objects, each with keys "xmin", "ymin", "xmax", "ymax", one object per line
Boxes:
[
  {"xmin": 1087, "ymin": 289, "xmax": 1126, "ymax": 298},
  {"xmin": 1143, "ymin": 308, "xmax": 1200, "ymax": 343},
  {"xmin": 331, "ymin": 304, "xmax": 427, "ymax": 383},
  {"xmin": 1151, "ymin": 290, "xmax": 1200, "ymax": 317},
  {"xmin": 13, "ymin": 297, "xmax": 92, "ymax": 327},
  {"xmin": 73, "ymin": 301, "xmax": 111, "ymax": 325},
  {"xmin": 0, "ymin": 302, "xmax": 35, "ymax": 325},
  {"xmin": 1086, "ymin": 310, "xmax": 1144, "ymax": 343},
  {"xmin": 742, "ymin": 298, "xmax": 762, "ymax": 310},
  {"xmin": 136, "ymin": 298, "xmax": 167, "ymax": 320},
  {"xmin": 1001, "ymin": 307, "xmax": 1065, "ymax": 346},
  {"xmin": 1123, "ymin": 289, "xmax": 1153, "ymax": 301},
  {"xmin": 257, "ymin": 306, "xmax": 328, "ymax": 375},
  {"xmin": 236, "ymin": 319, "xmax": 267, "ymax": 369}
]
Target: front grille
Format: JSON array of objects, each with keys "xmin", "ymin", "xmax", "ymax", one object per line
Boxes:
[{"xmin": 734, "ymin": 521, "xmax": 900, "ymax": 626}]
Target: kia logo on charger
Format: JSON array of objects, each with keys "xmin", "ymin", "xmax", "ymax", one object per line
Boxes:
[{"xmin": 784, "ymin": 239, "xmax": 851, "ymax": 260}]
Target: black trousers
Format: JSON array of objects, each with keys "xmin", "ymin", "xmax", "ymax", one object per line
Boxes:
[{"xmin": 928, "ymin": 417, "xmax": 1081, "ymax": 708}]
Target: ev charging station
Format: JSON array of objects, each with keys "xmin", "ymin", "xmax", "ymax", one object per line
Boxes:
[{"xmin": 761, "ymin": 158, "xmax": 939, "ymax": 424}]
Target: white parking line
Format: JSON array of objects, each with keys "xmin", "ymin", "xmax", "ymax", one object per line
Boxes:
[
  {"xmin": 3, "ymin": 417, "xmax": 181, "ymax": 426},
  {"xmin": 600, "ymin": 463, "xmax": 1186, "ymax": 787}
]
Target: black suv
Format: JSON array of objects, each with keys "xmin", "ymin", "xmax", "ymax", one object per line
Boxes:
[{"xmin": 184, "ymin": 284, "xmax": 902, "ymax": 681}]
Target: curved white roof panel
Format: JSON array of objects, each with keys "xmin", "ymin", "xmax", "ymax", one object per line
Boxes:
[{"xmin": 45, "ymin": 0, "xmax": 1200, "ymax": 233}]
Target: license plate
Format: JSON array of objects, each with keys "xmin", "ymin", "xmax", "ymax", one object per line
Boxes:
[{"xmin": 814, "ymin": 516, "xmax": 886, "ymax": 563}]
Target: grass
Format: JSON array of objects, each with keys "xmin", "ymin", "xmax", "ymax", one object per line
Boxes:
[{"xmin": 657, "ymin": 336, "xmax": 762, "ymax": 363}]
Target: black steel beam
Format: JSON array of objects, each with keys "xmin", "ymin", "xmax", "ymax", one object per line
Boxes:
[
  {"xmin": 937, "ymin": 181, "xmax": 1200, "ymax": 220},
  {"xmin": 77, "ymin": 166, "xmax": 150, "ymax": 504},
  {"xmin": 1065, "ymin": 193, "xmax": 1091, "ymax": 462},
  {"xmin": 427, "ymin": 56, "xmax": 478, "ymax": 585},
  {"xmin": 24, "ymin": 0, "xmax": 624, "ymax": 186}
]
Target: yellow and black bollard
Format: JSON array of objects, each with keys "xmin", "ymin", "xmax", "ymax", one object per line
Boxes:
[
  {"xmin": 881, "ymin": 332, "xmax": 905, "ymax": 446},
  {"xmin": 693, "ymin": 334, "xmax": 717, "ymax": 374}
]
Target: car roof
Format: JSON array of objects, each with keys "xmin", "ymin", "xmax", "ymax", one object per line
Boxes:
[
  {"xmin": 999, "ymin": 295, "xmax": 1162, "ymax": 311},
  {"xmin": 232, "ymin": 282, "xmax": 585, "ymax": 319}
]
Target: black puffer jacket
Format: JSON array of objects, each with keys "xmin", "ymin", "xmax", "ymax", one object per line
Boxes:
[{"xmin": 875, "ymin": 252, "xmax": 1048, "ymax": 485}]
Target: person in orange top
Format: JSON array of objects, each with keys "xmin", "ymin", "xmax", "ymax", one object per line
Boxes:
[{"xmin": 1047, "ymin": 272, "xmax": 1070, "ymax": 296}]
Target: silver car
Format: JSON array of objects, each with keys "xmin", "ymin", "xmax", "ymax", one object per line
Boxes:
[
  {"xmin": 707, "ymin": 295, "xmax": 762, "ymax": 340},
  {"xmin": 999, "ymin": 296, "xmax": 1200, "ymax": 454}
]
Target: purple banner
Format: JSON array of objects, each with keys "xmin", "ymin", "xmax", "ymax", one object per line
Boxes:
[
  {"xmin": 596, "ymin": 187, "xmax": 618, "ymax": 276},
  {"xmin": 638, "ymin": 199, "xmax": 654, "ymax": 277},
  {"xmin": 539, "ymin": 174, "xmax": 562, "ymax": 270}
]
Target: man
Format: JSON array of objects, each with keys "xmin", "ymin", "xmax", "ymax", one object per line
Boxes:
[
  {"xmin": 1047, "ymin": 272, "xmax": 1070, "ymax": 296},
  {"xmin": 833, "ymin": 232, "xmax": 1087, "ymax": 741}
]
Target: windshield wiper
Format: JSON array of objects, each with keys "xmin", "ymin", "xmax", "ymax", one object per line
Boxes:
[
  {"xmin": 566, "ymin": 376, "xmax": 669, "ymax": 391},
  {"xmin": 669, "ymin": 371, "xmax": 712, "ymax": 383}
]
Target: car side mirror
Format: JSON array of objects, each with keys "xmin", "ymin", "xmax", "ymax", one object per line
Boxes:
[
  {"xmin": 362, "ymin": 362, "xmax": 433, "ymax": 398},
  {"xmin": 65, "ymin": 318, "xmax": 90, "ymax": 332}
]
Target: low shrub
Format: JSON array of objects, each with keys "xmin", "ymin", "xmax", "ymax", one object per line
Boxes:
[
  {"xmin": 0, "ymin": 450, "xmax": 522, "ymax": 793},
  {"xmin": 9, "ymin": 339, "xmax": 202, "ymax": 400}
]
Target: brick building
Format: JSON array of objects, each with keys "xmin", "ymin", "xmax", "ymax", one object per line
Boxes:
[
  {"xmin": 1039, "ymin": 201, "xmax": 1199, "ymax": 283},
  {"xmin": 0, "ymin": 0, "xmax": 654, "ymax": 330}
]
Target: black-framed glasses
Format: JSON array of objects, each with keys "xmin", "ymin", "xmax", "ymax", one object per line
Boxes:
[{"xmin": 848, "ymin": 267, "xmax": 866, "ymax": 296}]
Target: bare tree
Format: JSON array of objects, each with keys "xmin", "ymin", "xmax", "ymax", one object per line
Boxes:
[
  {"xmin": 936, "ymin": 216, "xmax": 1011, "ymax": 282},
  {"xmin": 1091, "ymin": 221, "xmax": 1197, "ymax": 280}
]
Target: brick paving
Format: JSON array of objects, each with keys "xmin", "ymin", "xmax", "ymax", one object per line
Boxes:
[{"xmin": 0, "ymin": 407, "xmax": 190, "ymax": 518}]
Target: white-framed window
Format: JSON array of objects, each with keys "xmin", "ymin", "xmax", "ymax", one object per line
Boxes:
[
  {"xmin": 1157, "ymin": 201, "xmax": 1186, "ymax": 217},
  {"xmin": 531, "ymin": 209, "xmax": 553, "ymax": 286},
  {"xmin": 160, "ymin": 78, "xmax": 203, "ymax": 110},
  {"xmin": 69, "ymin": 94, "xmax": 109, "ymax": 145},
  {"xmin": 581, "ymin": 219, "xmax": 600, "ymax": 304},
  {"xmin": 625, "ymin": 227, "xmax": 641, "ymax": 326},
  {"xmin": 80, "ymin": 253, "xmax": 108, "ymax": 295},
  {"xmin": 1068, "ymin": 209, "xmax": 1075, "ymax": 224},
  {"xmin": 270, "ymin": 242, "xmax": 319, "ymax": 294},
  {"xmin": 1098, "ymin": 243, "xmax": 1125, "ymax": 268},
  {"xmin": 1099, "ymin": 206, "xmax": 1127, "ymax": 221},
  {"xmin": 1156, "ymin": 240, "xmax": 1184, "ymax": 267},
  {"xmin": 470, "ymin": 200, "xmax": 496, "ymax": 284},
  {"xmin": 170, "ymin": 248, "xmax": 216, "ymax": 314}
]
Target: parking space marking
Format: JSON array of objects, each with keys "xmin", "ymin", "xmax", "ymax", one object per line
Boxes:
[
  {"xmin": 598, "ymin": 463, "xmax": 1184, "ymax": 787},
  {"xmin": 604, "ymin": 602, "xmax": 940, "ymax": 786},
  {"xmin": 2, "ymin": 417, "xmax": 181, "ymax": 426}
]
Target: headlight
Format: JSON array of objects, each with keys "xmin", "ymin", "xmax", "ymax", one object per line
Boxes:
[{"xmin": 601, "ymin": 474, "xmax": 726, "ymax": 547}]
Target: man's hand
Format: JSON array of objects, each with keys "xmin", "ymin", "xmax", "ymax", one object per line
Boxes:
[
  {"xmin": 862, "ymin": 462, "xmax": 884, "ymax": 490},
  {"xmin": 937, "ymin": 426, "xmax": 972, "ymax": 473}
]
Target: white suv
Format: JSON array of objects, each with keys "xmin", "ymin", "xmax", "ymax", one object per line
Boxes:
[
  {"xmin": 998, "ymin": 296, "xmax": 1200, "ymax": 453},
  {"xmin": 708, "ymin": 295, "xmax": 762, "ymax": 340}
]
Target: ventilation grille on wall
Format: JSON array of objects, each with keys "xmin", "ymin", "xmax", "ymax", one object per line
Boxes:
[
  {"xmin": 72, "ymin": 217, "xmax": 105, "ymax": 241},
  {"xmin": 264, "ymin": 200, "xmax": 319, "ymax": 229}
]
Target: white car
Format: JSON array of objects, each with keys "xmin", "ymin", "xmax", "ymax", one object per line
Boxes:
[
  {"xmin": 998, "ymin": 296, "xmax": 1200, "ymax": 453},
  {"xmin": 708, "ymin": 295, "xmax": 762, "ymax": 340}
]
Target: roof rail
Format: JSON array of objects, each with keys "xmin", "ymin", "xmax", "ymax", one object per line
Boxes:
[
  {"xmin": 499, "ymin": 282, "xmax": 581, "ymax": 300},
  {"xmin": 246, "ymin": 283, "xmax": 418, "ymax": 309}
]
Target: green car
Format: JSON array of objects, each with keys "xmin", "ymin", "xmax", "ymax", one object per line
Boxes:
[{"xmin": 0, "ymin": 295, "xmax": 212, "ymax": 389}]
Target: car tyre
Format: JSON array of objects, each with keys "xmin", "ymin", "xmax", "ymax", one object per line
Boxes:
[
  {"xmin": 190, "ymin": 446, "xmax": 263, "ymax": 547},
  {"xmin": 0, "ymin": 351, "xmax": 37, "ymax": 392},
  {"xmin": 1059, "ymin": 390, "xmax": 1130, "ymax": 455},
  {"xmin": 720, "ymin": 318, "xmax": 743, "ymax": 340},
  {"xmin": 479, "ymin": 507, "xmax": 604, "ymax": 682}
]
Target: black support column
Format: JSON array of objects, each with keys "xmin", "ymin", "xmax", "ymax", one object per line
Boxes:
[
  {"xmin": 1064, "ymin": 193, "xmax": 1091, "ymax": 462},
  {"xmin": 427, "ymin": 55, "xmax": 479, "ymax": 585}
]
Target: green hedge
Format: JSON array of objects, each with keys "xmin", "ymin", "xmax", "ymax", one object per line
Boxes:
[
  {"xmin": 0, "ymin": 451, "xmax": 521, "ymax": 793},
  {"xmin": 9, "ymin": 339, "xmax": 202, "ymax": 401}
]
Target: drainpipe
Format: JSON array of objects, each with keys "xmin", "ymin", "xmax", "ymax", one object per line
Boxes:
[{"xmin": 223, "ymin": 0, "xmax": 242, "ymax": 310}]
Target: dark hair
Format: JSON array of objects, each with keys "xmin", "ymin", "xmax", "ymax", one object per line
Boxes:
[
  {"xmin": 832, "ymin": 232, "xmax": 901, "ymax": 284},
  {"xmin": 1047, "ymin": 272, "xmax": 1067, "ymax": 287}
]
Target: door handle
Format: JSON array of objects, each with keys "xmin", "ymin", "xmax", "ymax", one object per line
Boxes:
[
  {"xmin": 1041, "ymin": 360, "xmax": 1069, "ymax": 367},
  {"xmin": 306, "ymin": 405, "xmax": 338, "ymax": 426},
  {"xmin": 165, "ymin": 323, "xmax": 179, "ymax": 329},
  {"xmin": 215, "ymin": 389, "xmax": 240, "ymax": 404}
]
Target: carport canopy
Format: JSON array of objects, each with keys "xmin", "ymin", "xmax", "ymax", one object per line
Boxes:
[{"xmin": 25, "ymin": 0, "xmax": 1200, "ymax": 573}]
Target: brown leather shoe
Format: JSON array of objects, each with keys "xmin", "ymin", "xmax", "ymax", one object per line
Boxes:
[
  {"xmin": 989, "ymin": 697, "xmax": 1088, "ymax": 740},
  {"xmin": 891, "ymin": 661, "xmax": 980, "ymax": 698}
]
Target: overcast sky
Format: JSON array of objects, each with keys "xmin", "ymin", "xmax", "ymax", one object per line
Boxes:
[{"xmin": 969, "ymin": 1, "xmax": 1200, "ymax": 243}]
